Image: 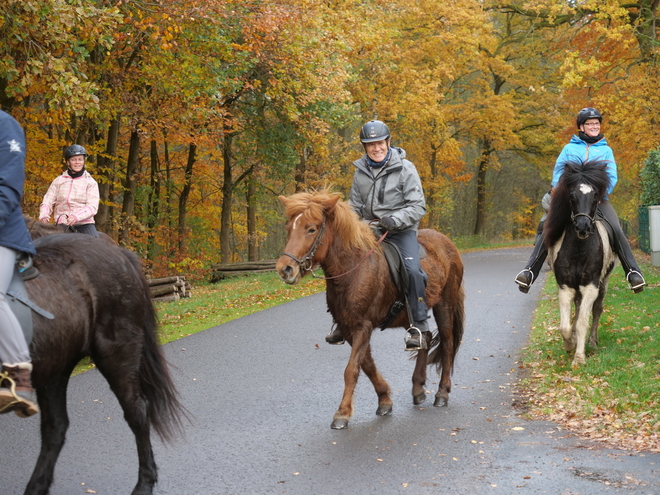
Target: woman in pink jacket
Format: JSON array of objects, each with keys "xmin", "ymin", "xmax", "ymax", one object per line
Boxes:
[{"xmin": 39, "ymin": 145, "xmax": 100, "ymax": 237}]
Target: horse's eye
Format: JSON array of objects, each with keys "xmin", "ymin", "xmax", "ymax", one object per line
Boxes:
[{"xmin": 307, "ymin": 227, "xmax": 317, "ymax": 235}]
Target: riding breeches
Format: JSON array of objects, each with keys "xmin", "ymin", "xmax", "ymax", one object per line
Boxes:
[
  {"xmin": 384, "ymin": 229, "xmax": 428, "ymax": 323},
  {"xmin": 0, "ymin": 246, "xmax": 31, "ymax": 365},
  {"xmin": 524, "ymin": 200, "xmax": 641, "ymax": 280}
]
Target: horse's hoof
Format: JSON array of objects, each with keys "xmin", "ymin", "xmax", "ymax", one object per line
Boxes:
[
  {"xmin": 413, "ymin": 392, "xmax": 426, "ymax": 405},
  {"xmin": 433, "ymin": 395, "xmax": 448, "ymax": 407},
  {"xmin": 375, "ymin": 403, "xmax": 393, "ymax": 416},
  {"xmin": 331, "ymin": 418, "xmax": 349, "ymax": 429}
]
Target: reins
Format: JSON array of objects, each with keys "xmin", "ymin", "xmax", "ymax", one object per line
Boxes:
[{"xmin": 282, "ymin": 216, "xmax": 388, "ymax": 281}]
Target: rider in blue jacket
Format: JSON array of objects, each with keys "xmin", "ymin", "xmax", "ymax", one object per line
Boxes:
[
  {"xmin": 0, "ymin": 110, "xmax": 39, "ymax": 417},
  {"xmin": 515, "ymin": 107, "xmax": 646, "ymax": 294}
]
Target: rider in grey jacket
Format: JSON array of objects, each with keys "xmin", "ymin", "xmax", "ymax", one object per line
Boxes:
[{"xmin": 326, "ymin": 120, "xmax": 429, "ymax": 350}]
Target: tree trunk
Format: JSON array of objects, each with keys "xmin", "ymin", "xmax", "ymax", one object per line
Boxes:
[
  {"xmin": 178, "ymin": 142, "xmax": 196, "ymax": 255},
  {"xmin": 426, "ymin": 146, "xmax": 438, "ymax": 230},
  {"xmin": 147, "ymin": 139, "xmax": 161, "ymax": 260},
  {"xmin": 474, "ymin": 139, "xmax": 492, "ymax": 236},
  {"xmin": 120, "ymin": 128, "xmax": 140, "ymax": 245},
  {"xmin": 220, "ymin": 128, "xmax": 234, "ymax": 263},
  {"xmin": 96, "ymin": 117, "xmax": 119, "ymax": 232},
  {"xmin": 247, "ymin": 178, "xmax": 259, "ymax": 261},
  {"xmin": 295, "ymin": 147, "xmax": 309, "ymax": 192}
]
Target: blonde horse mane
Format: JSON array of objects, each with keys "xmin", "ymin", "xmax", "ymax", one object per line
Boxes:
[{"xmin": 281, "ymin": 189, "xmax": 376, "ymax": 252}]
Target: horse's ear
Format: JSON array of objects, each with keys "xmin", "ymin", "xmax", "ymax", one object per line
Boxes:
[
  {"xmin": 279, "ymin": 195, "xmax": 289, "ymax": 207},
  {"xmin": 322, "ymin": 194, "xmax": 341, "ymax": 211}
]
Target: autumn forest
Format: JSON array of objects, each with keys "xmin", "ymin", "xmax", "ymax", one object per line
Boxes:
[{"xmin": 2, "ymin": 0, "xmax": 660, "ymax": 276}]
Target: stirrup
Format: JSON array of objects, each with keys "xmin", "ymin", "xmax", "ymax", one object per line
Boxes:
[
  {"xmin": 514, "ymin": 269, "xmax": 534, "ymax": 293},
  {"xmin": 404, "ymin": 326, "xmax": 427, "ymax": 352},
  {"xmin": 627, "ymin": 270, "xmax": 646, "ymax": 293}
]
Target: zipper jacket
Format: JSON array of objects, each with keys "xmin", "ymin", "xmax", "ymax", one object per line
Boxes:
[
  {"xmin": 0, "ymin": 110, "xmax": 36, "ymax": 254},
  {"xmin": 39, "ymin": 170, "xmax": 100, "ymax": 225},
  {"xmin": 348, "ymin": 147, "xmax": 426, "ymax": 231},
  {"xmin": 551, "ymin": 135, "xmax": 617, "ymax": 198}
]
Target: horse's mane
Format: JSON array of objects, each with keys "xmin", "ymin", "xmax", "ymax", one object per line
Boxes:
[
  {"xmin": 23, "ymin": 215, "xmax": 69, "ymax": 239},
  {"xmin": 282, "ymin": 189, "xmax": 376, "ymax": 252},
  {"xmin": 544, "ymin": 160, "xmax": 611, "ymax": 248}
]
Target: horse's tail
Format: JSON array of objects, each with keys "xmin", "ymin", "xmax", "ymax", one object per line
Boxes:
[
  {"xmin": 126, "ymin": 251, "xmax": 188, "ymax": 443},
  {"xmin": 428, "ymin": 281, "xmax": 465, "ymax": 375}
]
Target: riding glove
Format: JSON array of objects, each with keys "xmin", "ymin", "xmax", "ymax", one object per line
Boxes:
[{"xmin": 379, "ymin": 216, "xmax": 397, "ymax": 231}]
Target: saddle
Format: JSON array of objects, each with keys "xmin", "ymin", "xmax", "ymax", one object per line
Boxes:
[
  {"xmin": 6, "ymin": 253, "xmax": 54, "ymax": 345},
  {"xmin": 377, "ymin": 239, "xmax": 427, "ymax": 330}
]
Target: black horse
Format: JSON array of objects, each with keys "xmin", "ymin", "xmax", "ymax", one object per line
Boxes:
[
  {"xmin": 544, "ymin": 160, "xmax": 617, "ymax": 367},
  {"xmin": 9, "ymin": 233, "xmax": 186, "ymax": 495}
]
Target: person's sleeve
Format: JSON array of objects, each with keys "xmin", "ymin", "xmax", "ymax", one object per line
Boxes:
[
  {"xmin": 606, "ymin": 149, "xmax": 618, "ymax": 194},
  {"xmin": 39, "ymin": 180, "xmax": 59, "ymax": 221},
  {"xmin": 390, "ymin": 163, "xmax": 426, "ymax": 229},
  {"xmin": 0, "ymin": 117, "xmax": 26, "ymax": 230}
]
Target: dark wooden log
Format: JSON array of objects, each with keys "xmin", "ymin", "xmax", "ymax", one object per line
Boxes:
[
  {"xmin": 148, "ymin": 276, "xmax": 181, "ymax": 286},
  {"xmin": 150, "ymin": 284, "xmax": 177, "ymax": 297},
  {"xmin": 153, "ymin": 293, "xmax": 180, "ymax": 303}
]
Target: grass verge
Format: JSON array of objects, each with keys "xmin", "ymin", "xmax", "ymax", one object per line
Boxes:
[{"xmin": 517, "ymin": 250, "xmax": 660, "ymax": 452}]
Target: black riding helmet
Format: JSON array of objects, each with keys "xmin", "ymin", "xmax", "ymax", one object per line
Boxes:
[
  {"xmin": 63, "ymin": 144, "xmax": 88, "ymax": 161},
  {"xmin": 359, "ymin": 120, "xmax": 390, "ymax": 143},
  {"xmin": 576, "ymin": 108, "xmax": 602, "ymax": 128}
]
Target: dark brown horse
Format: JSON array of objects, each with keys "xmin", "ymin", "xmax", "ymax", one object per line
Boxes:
[
  {"xmin": 276, "ymin": 189, "xmax": 465, "ymax": 429},
  {"xmin": 9, "ymin": 232, "xmax": 185, "ymax": 494},
  {"xmin": 24, "ymin": 215, "xmax": 116, "ymax": 245}
]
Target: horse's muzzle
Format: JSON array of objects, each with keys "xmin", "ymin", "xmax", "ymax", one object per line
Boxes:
[{"xmin": 276, "ymin": 258, "xmax": 300, "ymax": 285}]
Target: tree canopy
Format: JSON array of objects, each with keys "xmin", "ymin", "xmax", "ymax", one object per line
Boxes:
[{"xmin": 3, "ymin": 0, "xmax": 659, "ymax": 273}]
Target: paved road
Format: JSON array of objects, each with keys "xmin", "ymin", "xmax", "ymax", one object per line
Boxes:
[{"xmin": 2, "ymin": 247, "xmax": 659, "ymax": 494}]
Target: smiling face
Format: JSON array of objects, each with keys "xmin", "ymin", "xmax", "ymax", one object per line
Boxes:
[
  {"xmin": 67, "ymin": 155, "xmax": 85, "ymax": 172},
  {"xmin": 364, "ymin": 139, "xmax": 389, "ymax": 163},
  {"xmin": 580, "ymin": 118, "xmax": 601, "ymax": 138}
]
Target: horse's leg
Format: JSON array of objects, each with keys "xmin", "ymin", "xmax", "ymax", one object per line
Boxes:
[
  {"xmin": 358, "ymin": 346, "xmax": 392, "ymax": 416},
  {"xmin": 24, "ymin": 377, "xmax": 71, "ymax": 495},
  {"xmin": 94, "ymin": 346, "xmax": 157, "ymax": 495},
  {"xmin": 572, "ymin": 284, "xmax": 599, "ymax": 367},
  {"xmin": 331, "ymin": 324, "xmax": 370, "ymax": 430},
  {"xmin": 431, "ymin": 305, "xmax": 453, "ymax": 407},
  {"xmin": 557, "ymin": 286, "xmax": 576, "ymax": 352},
  {"xmin": 589, "ymin": 283, "xmax": 608, "ymax": 348},
  {"xmin": 411, "ymin": 335, "xmax": 431, "ymax": 406}
]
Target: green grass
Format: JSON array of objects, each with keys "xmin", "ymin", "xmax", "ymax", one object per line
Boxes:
[{"xmin": 519, "ymin": 250, "xmax": 660, "ymax": 450}]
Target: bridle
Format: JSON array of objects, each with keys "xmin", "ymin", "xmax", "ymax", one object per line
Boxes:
[
  {"xmin": 281, "ymin": 215, "xmax": 388, "ymax": 280},
  {"xmin": 282, "ymin": 216, "xmax": 327, "ymax": 274}
]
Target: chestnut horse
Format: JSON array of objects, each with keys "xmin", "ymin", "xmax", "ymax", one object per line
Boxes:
[
  {"xmin": 544, "ymin": 161, "xmax": 617, "ymax": 367},
  {"xmin": 276, "ymin": 190, "xmax": 465, "ymax": 429}
]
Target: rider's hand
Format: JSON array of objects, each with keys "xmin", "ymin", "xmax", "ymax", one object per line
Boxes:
[{"xmin": 379, "ymin": 216, "xmax": 396, "ymax": 231}]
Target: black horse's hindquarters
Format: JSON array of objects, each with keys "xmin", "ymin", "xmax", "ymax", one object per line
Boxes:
[{"xmin": 19, "ymin": 233, "xmax": 184, "ymax": 495}]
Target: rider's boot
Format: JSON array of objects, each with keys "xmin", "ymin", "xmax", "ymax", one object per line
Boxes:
[
  {"xmin": 325, "ymin": 323, "xmax": 345, "ymax": 345},
  {"xmin": 405, "ymin": 319, "xmax": 430, "ymax": 351},
  {"xmin": 0, "ymin": 362, "xmax": 39, "ymax": 417},
  {"xmin": 515, "ymin": 233, "xmax": 548, "ymax": 293},
  {"xmin": 612, "ymin": 230, "xmax": 646, "ymax": 293}
]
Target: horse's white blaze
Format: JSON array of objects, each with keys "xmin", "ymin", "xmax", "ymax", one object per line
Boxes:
[
  {"xmin": 292, "ymin": 213, "xmax": 303, "ymax": 230},
  {"xmin": 579, "ymin": 183, "xmax": 593, "ymax": 195}
]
